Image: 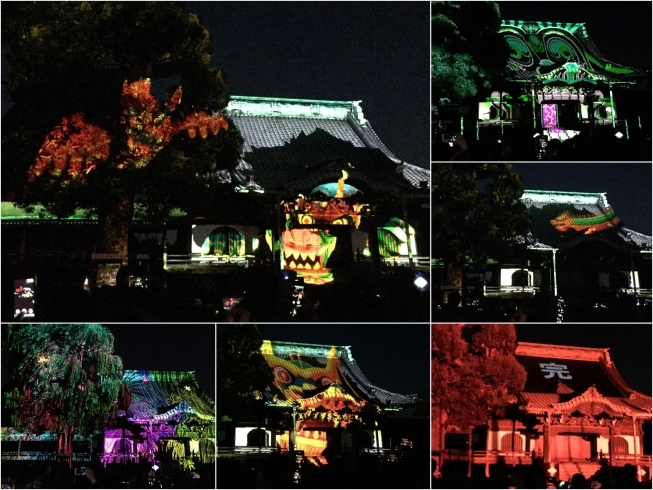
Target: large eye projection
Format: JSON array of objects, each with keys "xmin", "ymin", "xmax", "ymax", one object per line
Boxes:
[{"xmin": 274, "ymin": 367, "xmax": 292, "ymax": 384}]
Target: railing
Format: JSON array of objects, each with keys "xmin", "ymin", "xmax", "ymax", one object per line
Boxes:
[
  {"xmin": 484, "ymin": 286, "xmax": 540, "ymax": 297},
  {"xmin": 1, "ymin": 451, "xmax": 91, "ymax": 462},
  {"xmin": 217, "ymin": 446, "xmax": 276, "ymax": 458},
  {"xmin": 165, "ymin": 254, "xmax": 255, "ymax": 269},
  {"xmin": 380, "ymin": 256, "xmax": 430, "ymax": 268},
  {"xmin": 614, "ymin": 454, "xmax": 653, "ymax": 466},
  {"xmin": 442, "ymin": 449, "xmax": 533, "ymax": 465}
]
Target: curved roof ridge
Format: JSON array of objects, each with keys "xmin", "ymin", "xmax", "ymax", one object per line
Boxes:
[{"xmin": 516, "ymin": 341, "xmax": 609, "ymax": 361}]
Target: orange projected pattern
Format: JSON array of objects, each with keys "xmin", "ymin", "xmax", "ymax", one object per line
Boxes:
[
  {"xmin": 285, "ymin": 198, "xmax": 363, "ymax": 227},
  {"xmin": 30, "ymin": 114, "xmax": 112, "ymax": 182},
  {"xmin": 281, "ymin": 228, "xmax": 336, "ymax": 285},
  {"xmin": 265, "ymin": 344, "xmax": 343, "ymax": 402},
  {"xmin": 29, "ymin": 78, "xmax": 228, "ymax": 181},
  {"xmin": 550, "ymin": 208, "xmax": 620, "ymax": 235},
  {"xmin": 279, "ymin": 431, "xmax": 328, "ymax": 462}
]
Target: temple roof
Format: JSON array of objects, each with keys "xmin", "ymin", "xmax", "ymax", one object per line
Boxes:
[
  {"xmin": 514, "ymin": 342, "xmax": 652, "ymax": 418},
  {"xmin": 121, "ymin": 370, "xmax": 215, "ymax": 424},
  {"xmin": 260, "ymin": 340, "xmax": 418, "ymax": 408},
  {"xmin": 500, "ymin": 20, "xmax": 650, "ymax": 85},
  {"xmin": 222, "ymin": 96, "xmax": 430, "ymax": 193},
  {"xmin": 520, "ymin": 190, "xmax": 652, "ymax": 252}
]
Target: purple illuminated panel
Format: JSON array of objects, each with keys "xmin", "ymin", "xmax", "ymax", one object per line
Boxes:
[{"xmin": 542, "ymin": 104, "xmax": 558, "ymax": 128}]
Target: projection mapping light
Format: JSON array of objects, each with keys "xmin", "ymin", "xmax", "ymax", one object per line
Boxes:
[
  {"xmin": 281, "ymin": 174, "xmax": 369, "ymax": 285},
  {"xmin": 549, "ymin": 207, "xmax": 620, "ymax": 235},
  {"xmin": 281, "ymin": 229, "xmax": 337, "ymax": 285}
]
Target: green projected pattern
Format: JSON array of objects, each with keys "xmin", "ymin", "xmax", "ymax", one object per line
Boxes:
[{"xmin": 499, "ymin": 20, "xmax": 642, "ymax": 85}]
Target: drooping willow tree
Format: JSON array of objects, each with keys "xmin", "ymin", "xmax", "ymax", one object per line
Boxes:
[{"xmin": 2, "ymin": 324, "xmax": 127, "ymax": 461}]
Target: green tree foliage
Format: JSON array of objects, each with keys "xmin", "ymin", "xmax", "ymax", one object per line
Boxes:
[
  {"xmin": 2, "ymin": 2, "xmax": 243, "ymax": 284},
  {"xmin": 432, "ymin": 1, "xmax": 509, "ymax": 102},
  {"xmin": 431, "ymin": 323, "xmax": 526, "ymax": 438},
  {"xmin": 216, "ymin": 325, "xmax": 273, "ymax": 421},
  {"xmin": 432, "ymin": 162, "xmax": 531, "ymax": 287},
  {"xmin": 2, "ymin": 324, "xmax": 125, "ymax": 457}
]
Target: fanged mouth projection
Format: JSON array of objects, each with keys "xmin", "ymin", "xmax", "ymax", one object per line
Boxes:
[{"xmin": 281, "ymin": 228, "xmax": 337, "ymax": 285}]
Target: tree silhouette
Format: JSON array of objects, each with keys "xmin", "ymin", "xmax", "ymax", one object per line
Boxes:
[
  {"xmin": 2, "ymin": 324, "xmax": 126, "ymax": 463},
  {"xmin": 216, "ymin": 325, "xmax": 273, "ymax": 421},
  {"xmin": 431, "ymin": 323, "xmax": 526, "ymax": 471},
  {"xmin": 432, "ymin": 162, "xmax": 531, "ymax": 289},
  {"xmin": 432, "ymin": 1, "xmax": 509, "ymax": 103},
  {"xmin": 2, "ymin": 2, "xmax": 242, "ymax": 285}
]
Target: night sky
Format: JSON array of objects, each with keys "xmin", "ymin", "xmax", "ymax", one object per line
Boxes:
[
  {"xmin": 512, "ymin": 162, "xmax": 652, "ymax": 235},
  {"xmin": 515, "ymin": 324, "xmax": 652, "ymax": 396},
  {"xmin": 495, "ymin": 1, "xmax": 652, "ymax": 74},
  {"xmin": 108, "ymin": 324, "xmax": 216, "ymax": 398},
  {"xmin": 1, "ymin": 2, "xmax": 431, "ymax": 169},
  {"xmin": 217, "ymin": 324, "xmax": 431, "ymax": 402}
]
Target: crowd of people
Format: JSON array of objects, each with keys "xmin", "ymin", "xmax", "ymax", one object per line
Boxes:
[
  {"xmin": 432, "ymin": 127, "xmax": 651, "ymax": 162},
  {"xmin": 0, "ymin": 459, "xmax": 214, "ymax": 489}
]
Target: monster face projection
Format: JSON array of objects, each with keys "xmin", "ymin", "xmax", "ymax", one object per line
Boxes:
[
  {"xmin": 262, "ymin": 341, "xmax": 364, "ymax": 429},
  {"xmin": 281, "ymin": 229, "xmax": 337, "ymax": 285},
  {"xmin": 281, "ymin": 177, "xmax": 368, "ymax": 284}
]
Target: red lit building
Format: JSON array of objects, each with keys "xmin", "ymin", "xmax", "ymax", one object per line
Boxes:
[{"xmin": 435, "ymin": 342, "xmax": 652, "ymax": 482}]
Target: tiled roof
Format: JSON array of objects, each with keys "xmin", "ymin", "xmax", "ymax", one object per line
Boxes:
[
  {"xmin": 521, "ymin": 190, "xmax": 652, "ymax": 251},
  {"xmin": 514, "ymin": 342, "xmax": 652, "ymax": 417},
  {"xmin": 122, "ymin": 370, "xmax": 215, "ymax": 424},
  {"xmin": 500, "ymin": 21, "xmax": 649, "ymax": 85},
  {"xmin": 225, "ymin": 96, "xmax": 429, "ymax": 191},
  {"xmin": 261, "ymin": 340, "xmax": 418, "ymax": 408}
]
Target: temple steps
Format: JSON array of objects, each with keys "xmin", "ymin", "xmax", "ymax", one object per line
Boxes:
[{"xmin": 558, "ymin": 461, "xmax": 601, "ymax": 482}]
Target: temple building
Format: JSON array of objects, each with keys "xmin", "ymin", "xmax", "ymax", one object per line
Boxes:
[
  {"xmin": 100, "ymin": 370, "xmax": 215, "ymax": 465},
  {"xmin": 1, "ymin": 370, "xmax": 215, "ymax": 466},
  {"xmin": 1, "ymin": 96, "xmax": 430, "ymax": 309},
  {"xmin": 435, "ymin": 341, "xmax": 652, "ymax": 482},
  {"xmin": 438, "ymin": 20, "xmax": 650, "ymax": 144},
  {"xmin": 217, "ymin": 340, "xmax": 419, "ymax": 463},
  {"xmin": 445, "ymin": 189, "xmax": 652, "ymax": 320}
]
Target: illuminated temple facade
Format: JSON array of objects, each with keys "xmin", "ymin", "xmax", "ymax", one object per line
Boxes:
[
  {"xmin": 100, "ymin": 370, "xmax": 216, "ymax": 465},
  {"xmin": 440, "ymin": 20, "xmax": 649, "ymax": 139},
  {"xmin": 217, "ymin": 340, "xmax": 419, "ymax": 462},
  {"xmin": 458, "ymin": 190, "xmax": 652, "ymax": 316},
  {"xmin": 1, "ymin": 96, "xmax": 430, "ymax": 289},
  {"xmin": 1, "ymin": 370, "xmax": 215, "ymax": 464},
  {"xmin": 436, "ymin": 342, "xmax": 652, "ymax": 481}
]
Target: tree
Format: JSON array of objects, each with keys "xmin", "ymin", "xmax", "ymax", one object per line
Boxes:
[
  {"xmin": 216, "ymin": 325, "xmax": 273, "ymax": 422},
  {"xmin": 432, "ymin": 162, "xmax": 531, "ymax": 289},
  {"xmin": 431, "ymin": 324, "xmax": 526, "ymax": 475},
  {"xmin": 2, "ymin": 2, "xmax": 243, "ymax": 285},
  {"xmin": 2, "ymin": 324, "xmax": 126, "ymax": 462},
  {"xmin": 431, "ymin": 1, "xmax": 509, "ymax": 104}
]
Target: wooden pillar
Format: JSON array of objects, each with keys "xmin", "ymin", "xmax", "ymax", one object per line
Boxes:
[
  {"xmin": 543, "ymin": 415, "xmax": 551, "ymax": 464},
  {"xmin": 633, "ymin": 416, "xmax": 641, "ymax": 482},
  {"xmin": 485, "ymin": 425, "xmax": 491, "ymax": 478},
  {"xmin": 609, "ymin": 426, "xmax": 615, "ymax": 468},
  {"xmin": 467, "ymin": 429, "xmax": 473, "ymax": 478}
]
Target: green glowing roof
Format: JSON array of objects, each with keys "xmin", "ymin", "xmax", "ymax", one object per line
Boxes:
[
  {"xmin": 500, "ymin": 20, "xmax": 648, "ymax": 85},
  {"xmin": 226, "ymin": 96, "xmax": 368, "ymax": 125}
]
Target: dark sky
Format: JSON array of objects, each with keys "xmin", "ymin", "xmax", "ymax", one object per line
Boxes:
[
  {"xmin": 1, "ymin": 3, "xmax": 430, "ymax": 168},
  {"xmin": 496, "ymin": 1, "xmax": 652, "ymax": 73},
  {"xmin": 217, "ymin": 324, "xmax": 431, "ymax": 400},
  {"xmin": 183, "ymin": 2, "xmax": 430, "ymax": 168},
  {"xmin": 515, "ymin": 324, "xmax": 652, "ymax": 395},
  {"xmin": 108, "ymin": 324, "xmax": 216, "ymax": 398},
  {"xmin": 512, "ymin": 162, "xmax": 652, "ymax": 235}
]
